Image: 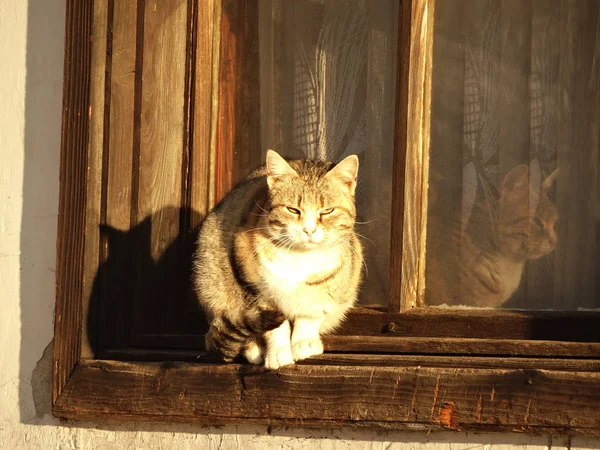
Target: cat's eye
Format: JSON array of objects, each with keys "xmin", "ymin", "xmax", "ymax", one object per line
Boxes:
[
  {"xmin": 320, "ymin": 208, "xmax": 335, "ymax": 216},
  {"xmin": 286, "ymin": 206, "xmax": 301, "ymax": 215}
]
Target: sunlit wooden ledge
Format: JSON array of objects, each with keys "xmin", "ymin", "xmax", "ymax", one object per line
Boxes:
[{"xmin": 53, "ymin": 359, "xmax": 600, "ymax": 434}]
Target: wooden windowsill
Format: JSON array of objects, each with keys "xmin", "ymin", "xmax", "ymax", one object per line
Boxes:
[{"xmin": 53, "ymin": 358, "xmax": 600, "ymax": 434}]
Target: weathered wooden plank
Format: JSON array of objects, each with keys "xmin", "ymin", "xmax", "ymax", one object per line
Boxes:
[
  {"xmin": 130, "ymin": 0, "xmax": 189, "ymax": 337},
  {"xmin": 138, "ymin": 0, "xmax": 188, "ymax": 252},
  {"xmin": 100, "ymin": 348, "xmax": 600, "ymax": 372},
  {"xmin": 189, "ymin": 0, "xmax": 217, "ymax": 224},
  {"xmin": 95, "ymin": 0, "xmax": 139, "ymax": 354},
  {"xmin": 100, "ymin": 307, "xmax": 600, "ymax": 357},
  {"xmin": 338, "ymin": 308, "xmax": 600, "ymax": 342},
  {"xmin": 324, "ymin": 335, "xmax": 600, "ymax": 358},
  {"xmin": 81, "ymin": 0, "xmax": 108, "ymax": 359},
  {"xmin": 54, "ymin": 0, "xmax": 93, "ymax": 403},
  {"xmin": 54, "ymin": 360, "xmax": 600, "ymax": 433},
  {"xmin": 391, "ymin": 0, "xmax": 434, "ymax": 312},
  {"xmin": 104, "ymin": 0, "xmax": 137, "ymax": 232},
  {"xmin": 215, "ymin": 0, "xmax": 262, "ymax": 203}
]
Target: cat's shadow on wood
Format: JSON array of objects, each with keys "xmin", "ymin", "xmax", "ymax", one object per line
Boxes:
[{"xmin": 87, "ymin": 206, "xmax": 209, "ymax": 358}]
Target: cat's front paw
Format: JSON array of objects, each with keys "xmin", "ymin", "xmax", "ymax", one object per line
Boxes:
[
  {"xmin": 243, "ymin": 340, "xmax": 264, "ymax": 365},
  {"xmin": 264, "ymin": 346, "xmax": 295, "ymax": 370},
  {"xmin": 291, "ymin": 337, "xmax": 324, "ymax": 361}
]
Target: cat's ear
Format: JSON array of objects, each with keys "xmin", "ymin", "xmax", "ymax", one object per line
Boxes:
[
  {"xmin": 266, "ymin": 149, "xmax": 298, "ymax": 188},
  {"xmin": 500, "ymin": 164, "xmax": 529, "ymax": 198},
  {"xmin": 542, "ymin": 168, "xmax": 560, "ymax": 190},
  {"xmin": 326, "ymin": 154, "xmax": 359, "ymax": 195}
]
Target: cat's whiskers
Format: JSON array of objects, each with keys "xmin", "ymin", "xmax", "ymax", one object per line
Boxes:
[
  {"xmin": 253, "ymin": 198, "xmax": 270, "ymax": 215},
  {"xmin": 354, "ymin": 232, "xmax": 374, "ymax": 246},
  {"xmin": 252, "ymin": 232, "xmax": 301, "ymax": 259},
  {"xmin": 241, "ymin": 226, "xmax": 271, "ymax": 234}
]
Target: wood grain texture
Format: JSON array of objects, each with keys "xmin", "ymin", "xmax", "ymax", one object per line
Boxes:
[
  {"xmin": 138, "ymin": 0, "xmax": 188, "ymax": 254},
  {"xmin": 388, "ymin": 0, "xmax": 411, "ymax": 313},
  {"xmin": 338, "ymin": 308, "xmax": 600, "ymax": 342},
  {"xmin": 94, "ymin": 0, "xmax": 139, "ymax": 353},
  {"xmin": 98, "ymin": 307, "xmax": 600, "ymax": 356},
  {"xmin": 54, "ymin": 360, "xmax": 600, "ymax": 433},
  {"xmin": 215, "ymin": 0, "xmax": 262, "ymax": 203},
  {"xmin": 390, "ymin": 0, "xmax": 434, "ymax": 312},
  {"xmin": 100, "ymin": 349, "xmax": 600, "ymax": 372},
  {"xmin": 130, "ymin": 0, "xmax": 190, "ymax": 337},
  {"xmin": 103, "ymin": 335, "xmax": 600, "ymax": 362},
  {"xmin": 81, "ymin": 0, "xmax": 108, "ymax": 359},
  {"xmin": 105, "ymin": 0, "xmax": 138, "ymax": 232},
  {"xmin": 54, "ymin": 0, "xmax": 93, "ymax": 403},
  {"xmin": 189, "ymin": 0, "xmax": 217, "ymax": 224}
]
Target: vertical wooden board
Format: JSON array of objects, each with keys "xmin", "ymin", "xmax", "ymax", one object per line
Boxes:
[
  {"xmin": 81, "ymin": 0, "xmax": 108, "ymax": 359},
  {"xmin": 135, "ymin": 0, "xmax": 189, "ymax": 335},
  {"xmin": 105, "ymin": 0, "xmax": 138, "ymax": 232},
  {"xmin": 93, "ymin": 0, "xmax": 139, "ymax": 353},
  {"xmin": 389, "ymin": 0, "xmax": 411, "ymax": 312},
  {"xmin": 423, "ymin": 0, "xmax": 465, "ymax": 307},
  {"xmin": 138, "ymin": 0, "xmax": 188, "ymax": 255},
  {"xmin": 190, "ymin": 0, "xmax": 216, "ymax": 226},
  {"xmin": 394, "ymin": 0, "xmax": 434, "ymax": 311},
  {"xmin": 215, "ymin": 0, "xmax": 261, "ymax": 203},
  {"xmin": 54, "ymin": 0, "xmax": 93, "ymax": 402},
  {"xmin": 524, "ymin": 0, "xmax": 561, "ymax": 308}
]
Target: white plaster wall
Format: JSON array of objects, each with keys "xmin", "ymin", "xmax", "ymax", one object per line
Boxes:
[{"xmin": 0, "ymin": 0, "xmax": 599, "ymax": 449}]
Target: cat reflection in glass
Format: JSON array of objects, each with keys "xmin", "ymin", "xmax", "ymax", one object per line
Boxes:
[
  {"xmin": 193, "ymin": 150, "xmax": 363, "ymax": 369},
  {"xmin": 427, "ymin": 165, "xmax": 559, "ymax": 308}
]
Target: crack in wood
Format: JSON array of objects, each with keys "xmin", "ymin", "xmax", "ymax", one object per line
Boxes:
[
  {"xmin": 392, "ymin": 371, "xmax": 402, "ymax": 400},
  {"xmin": 476, "ymin": 394, "xmax": 483, "ymax": 423},
  {"xmin": 430, "ymin": 375, "xmax": 440, "ymax": 418},
  {"xmin": 524, "ymin": 398, "xmax": 532, "ymax": 424}
]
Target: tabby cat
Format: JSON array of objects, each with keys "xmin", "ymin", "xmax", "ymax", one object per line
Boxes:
[
  {"xmin": 426, "ymin": 164, "xmax": 559, "ymax": 308},
  {"xmin": 193, "ymin": 150, "xmax": 363, "ymax": 369}
]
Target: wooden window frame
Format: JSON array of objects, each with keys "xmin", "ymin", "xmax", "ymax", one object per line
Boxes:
[{"xmin": 54, "ymin": 0, "xmax": 600, "ymax": 433}]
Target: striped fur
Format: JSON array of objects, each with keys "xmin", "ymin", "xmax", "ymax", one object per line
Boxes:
[{"xmin": 193, "ymin": 150, "xmax": 363, "ymax": 367}]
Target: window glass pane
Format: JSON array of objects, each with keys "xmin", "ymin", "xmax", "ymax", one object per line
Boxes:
[
  {"xmin": 258, "ymin": 0, "xmax": 399, "ymax": 306},
  {"xmin": 425, "ymin": 0, "xmax": 600, "ymax": 310}
]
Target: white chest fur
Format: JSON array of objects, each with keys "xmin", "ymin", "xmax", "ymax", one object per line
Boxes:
[
  {"xmin": 258, "ymin": 247, "xmax": 341, "ymax": 318},
  {"xmin": 495, "ymin": 256, "xmax": 525, "ymax": 299}
]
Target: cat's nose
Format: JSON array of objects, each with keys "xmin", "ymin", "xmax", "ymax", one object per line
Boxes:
[{"xmin": 303, "ymin": 225, "xmax": 316, "ymax": 236}]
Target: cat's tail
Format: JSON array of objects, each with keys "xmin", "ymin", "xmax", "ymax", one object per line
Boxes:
[{"xmin": 204, "ymin": 309, "xmax": 285, "ymax": 362}]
